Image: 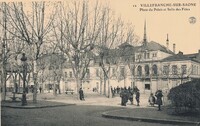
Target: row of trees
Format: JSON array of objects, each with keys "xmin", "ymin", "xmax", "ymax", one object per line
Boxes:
[{"xmin": 0, "ymin": 1, "xmax": 138, "ymax": 101}]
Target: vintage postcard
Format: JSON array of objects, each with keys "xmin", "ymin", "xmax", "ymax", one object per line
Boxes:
[{"xmin": 1, "ymin": 0, "xmax": 200, "ymax": 126}]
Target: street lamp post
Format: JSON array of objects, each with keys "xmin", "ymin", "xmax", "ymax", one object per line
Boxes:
[{"xmin": 21, "ymin": 53, "xmax": 27, "ymax": 106}]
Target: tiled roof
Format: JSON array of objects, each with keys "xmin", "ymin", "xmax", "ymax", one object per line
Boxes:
[
  {"xmin": 185, "ymin": 53, "xmax": 198, "ymax": 58},
  {"xmin": 109, "ymin": 42, "xmax": 145, "ymax": 57},
  {"xmin": 162, "ymin": 52, "xmax": 200, "ymax": 63},
  {"xmin": 108, "ymin": 46, "xmax": 136, "ymax": 57},
  {"xmin": 162, "ymin": 54, "xmax": 190, "ymax": 62},
  {"xmin": 138, "ymin": 41, "xmax": 174, "ymax": 54},
  {"xmin": 118, "ymin": 42, "xmax": 134, "ymax": 48},
  {"xmin": 95, "ymin": 41, "xmax": 174, "ymax": 59},
  {"xmin": 185, "ymin": 52, "xmax": 200, "ymax": 62}
]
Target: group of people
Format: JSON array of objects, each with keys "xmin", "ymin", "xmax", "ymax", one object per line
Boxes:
[
  {"xmin": 79, "ymin": 86, "xmax": 164, "ymax": 111},
  {"xmin": 119, "ymin": 86, "xmax": 164, "ymax": 111},
  {"xmin": 119, "ymin": 86, "xmax": 140, "ymax": 106},
  {"xmin": 110, "ymin": 86, "xmax": 129, "ymax": 97},
  {"xmin": 148, "ymin": 90, "xmax": 163, "ymax": 111}
]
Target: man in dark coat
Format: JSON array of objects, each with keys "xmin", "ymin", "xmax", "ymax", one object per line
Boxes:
[
  {"xmin": 120, "ymin": 89, "xmax": 124, "ymax": 106},
  {"xmin": 120, "ymin": 88, "xmax": 128, "ymax": 106},
  {"xmin": 79, "ymin": 88, "xmax": 85, "ymax": 100},
  {"xmin": 155, "ymin": 90, "xmax": 163, "ymax": 111},
  {"xmin": 39, "ymin": 87, "xmax": 42, "ymax": 93},
  {"xmin": 117, "ymin": 86, "xmax": 120, "ymax": 94},
  {"xmin": 129, "ymin": 91, "xmax": 134, "ymax": 105},
  {"xmin": 111, "ymin": 86, "xmax": 114, "ymax": 98},
  {"xmin": 135, "ymin": 90, "xmax": 140, "ymax": 106}
]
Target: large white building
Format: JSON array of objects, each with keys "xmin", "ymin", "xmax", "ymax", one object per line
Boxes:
[
  {"xmin": 3, "ymin": 24, "xmax": 200, "ymax": 96},
  {"xmin": 54, "ymin": 24, "xmax": 200, "ymax": 95},
  {"xmin": 50, "ymin": 41, "xmax": 200, "ymax": 96}
]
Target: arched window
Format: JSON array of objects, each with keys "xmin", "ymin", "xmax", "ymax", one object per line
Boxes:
[
  {"xmin": 152, "ymin": 64, "xmax": 158, "ymax": 75},
  {"xmin": 137, "ymin": 66, "xmax": 142, "ymax": 76},
  {"xmin": 145, "ymin": 65, "xmax": 149, "ymax": 76}
]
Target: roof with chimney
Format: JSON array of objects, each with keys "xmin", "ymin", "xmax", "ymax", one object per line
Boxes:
[
  {"xmin": 162, "ymin": 51, "xmax": 200, "ymax": 63},
  {"xmin": 137, "ymin": 41, "xmax": 174, "ymax": 54},
  {"xmin": 103, "ymin": 39, "xmax": 175, "ymax": 57},
  {"xmin": 185, "ymin": 51, "xmax": 200, "ymax": 62},
  {"xmin": 136, "ymin": 21, "xmax": 174, "ymax": 54}
]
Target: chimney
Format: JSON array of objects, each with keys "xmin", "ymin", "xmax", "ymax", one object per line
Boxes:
[
  {"xmin": 166, "ymin": 34, "xmax": 169, "ymax": 49},
  {"xmin": 173, "ymin": 43, "xmax": 176, "ymax": 53},
  {"xmin": 178, "ymin": 51, "xmax": 183, "ymax": 55}
]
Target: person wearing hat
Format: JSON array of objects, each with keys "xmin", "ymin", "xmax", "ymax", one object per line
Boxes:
[
  {"xmin": 155, "ymin": 90, "xmax": 163, "ymax": 111},
  {"xmin": 135, "ymin": 90, "xmax": 140, "ymax": 106}
]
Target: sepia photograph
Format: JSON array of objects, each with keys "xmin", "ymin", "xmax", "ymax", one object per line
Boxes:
[{"xmin": 1, "ymin": 0, "xmax": 200, "ymax": 126}]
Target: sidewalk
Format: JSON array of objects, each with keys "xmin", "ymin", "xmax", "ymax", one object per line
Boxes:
[
  {"xmin": 1, "ymin": 92, "xmax": 149, "ymax": 108},
  {"xmin": 1, "ymin": 100, "xmax": 75, "ymax": 109},
  {"xmin": 102, "ymin": 107, "xmax": 200, "ymax": 125},
  {"xmin": 1, "ymin": 92, "xmax": 76, "ymax": 109},
  {"xmin": 46, "ymin": 92, "xmax": 151, "ymax": 107}
]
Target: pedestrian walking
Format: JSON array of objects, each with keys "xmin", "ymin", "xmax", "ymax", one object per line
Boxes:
[
  {"xmin": 148, "ymin": 93, "xmax": 156, "ymax": 106},
  {"xmin": 128, "ymin": 86, "xmax": 131, "ymax": 93},
  {"xmin": 110, "ymin": 86, "xmax": 114, "ymax": 98},
  {"xmin": 133, "ymin": 86, "xmax": 139, "ymax": 95},
  {"xmin": 55, "ymin": 88, "xmax": 57, "ymax": 94},
  {"xmin": 15, "ymin": 83, "xmax": 18, "ymax": 93},
  {"xmin": 155, "ymin": 90, "xmax": 163, "ymax": 111},
  {"xmin": 79, "ymin": 88, "xmax": 85, "ymax": 100},
  {"xmin": 117, "ymin": 86, "xmax": 120, "ymax": 94},
  {"xmin": 135, "ymin": 90, "xmax": 140, "ymax": 106},
  {"xmin": 120, "ymin": 88, "xmax": 128, "ymax": 106},
  {"xmin": 129, "ymin": 91, "xmax": 134, "ymax": 105},
  {"xmin": 39, "ymin": 87, "xmax": 42, "ymax": 93},
  {"xmin": 113, "ymin": 87, "xmax": 116, "ymax": 96}
]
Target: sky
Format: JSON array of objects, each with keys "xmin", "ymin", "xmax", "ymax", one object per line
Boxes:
[
  {"xmin": 99, "ymin": 0, "xmax": 200, "ymax": 54},
  {"xmin": 1, "ymin": 0, "xmax": 200, "ymax": 54}
]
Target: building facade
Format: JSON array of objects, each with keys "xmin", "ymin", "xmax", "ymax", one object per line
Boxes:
[
  {"xmin": 55, "ymin": 41, "xmax": 200, "ymax": 95},
  {"xmin": 3, "ymin": 24, "xmax": 200, "ymax": 96},
  {"xmin": 57, "ymin": 24, "xmax": 200, "ymax": 95}
]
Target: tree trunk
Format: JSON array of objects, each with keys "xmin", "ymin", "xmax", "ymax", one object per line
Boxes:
[
  {"xmin": 58, "ymin": 82, "xmax": 61, "ymax": 94},
  {"xmin": 42, "ymin": 81, "xmax": 45, "ymax": 93},
  {"xmin": 1, "ymin": 54, "xmax": 7, "ymax": 101},
  {"xmin": 33, "ymin": 73, "xmax": 38, "ymax": 103},
  {"xmin": 103, "ymin": 77, "xmax": 106, "ymax": 96},
  {"xmin": 1, "ymin": 70, "xmax": 6, "ymax": 101},
  {"xmin": 100, "ymin": 79, "xmax": 102, "ymax": 95},
  {"xmin": 124, "ymin": 77, "xmax": 126, "ymax": 88},
  {"xmin": 76, "ymin": 77, "xmax": 81, "ymax": 100},
  {"xmin": 53, "ymin": 83, "xmax": 57, "ymax": 96},
  {"xmin": 108, "ymin": 79, "xmax": 111, "ymax": 98},
  {"xmin": 1, "ymin": 2, "xmax": 7, "ymax": 102}
]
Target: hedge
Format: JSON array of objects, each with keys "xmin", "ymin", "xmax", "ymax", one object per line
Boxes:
[{"xmin": 167, "ymin": 79, "xmax": 200, "ymax": 113}]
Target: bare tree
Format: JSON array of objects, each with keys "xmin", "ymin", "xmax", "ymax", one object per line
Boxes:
[
  {"xmin": 96, "ymin": 7, "xmax": 137, "ymax": 97},
  {"xmin": 0, "ymin": 2, "xmax": 25, "ymax": 101},
  {"xmin": 48, "ymin": 53, "xmax": 65, "ymax": 95},
  {"xmin": 52, "ymin": 1, "xmax": 102, "ymax": 98},
  {"xmin": 0, "ymin": 2, "xmax": 56, "ymax": 103}
]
